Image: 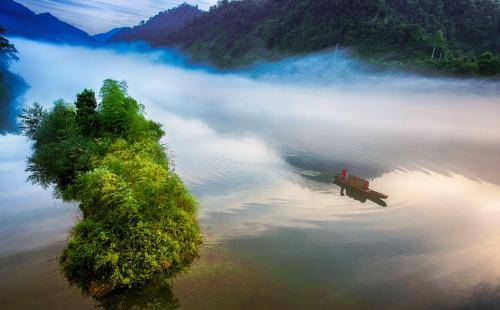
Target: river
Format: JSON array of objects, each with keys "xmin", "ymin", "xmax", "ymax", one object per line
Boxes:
[{"xmin": 1, "ymin": 38, "xmax": 500, "ymax": 309}]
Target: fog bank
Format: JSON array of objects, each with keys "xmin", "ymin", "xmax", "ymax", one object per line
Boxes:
[{"xmin": 8, "ymin": 38, "xmax": 500, "ymax": 185}]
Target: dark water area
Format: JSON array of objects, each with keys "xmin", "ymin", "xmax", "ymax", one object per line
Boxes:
[{"xmin": 1, "ymin": 38, "xmax": 500, "ymax": 309}]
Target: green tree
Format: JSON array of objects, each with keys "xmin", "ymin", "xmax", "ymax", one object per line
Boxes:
[
  {"xmin": 110, "ymin": 0, "xmax": 500, "ymax": 76},
  {"xmin": 75, "ymin": 89, "xmax": 98, "ymax": 136},
  {"xmin": 477, "ymin": 52, "xmax": 500, "ymax": 76},
  {"xmin": 0, "ymin": 27, "xmax": 18, "ymax": 65},
  {"xmin": 19, "ymin": 102, "xmax": 46, "ymax": 140},
  {"xmin": 431, "ymin": 30, "xmax": 447, "ymax": 60},
  {"xmin": 21, "ymin": 80, "xmax": 201, "ymax": 297},
  {"xmin": 1, "ymin": 26, "xmax": 26, "ymax": 134}
]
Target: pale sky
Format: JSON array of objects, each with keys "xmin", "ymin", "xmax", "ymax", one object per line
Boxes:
[{"xmin": 16, "ymin": 0, "xmax": 218, "ymax": 35}]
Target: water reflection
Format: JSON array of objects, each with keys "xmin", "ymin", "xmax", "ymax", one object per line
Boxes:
[
  {"xmin": 0, "ymin": 66, "xmax": 27, "ymax": 134},
  {"xmin": 188, "ymin": 167, "xmax": 500, "ymax": 308},
  {"xmin": 1, "ymin": 39, "xmax": 500, "ymax": 308},
  {"xmin": 0, "ymin": 135, "xmax": 78, "ymax": 257},
  {"xmin": 338, "ymin": 186, "xmax": 387, "ymax": 207},
  {"xmin": 456, "ymin": 284, "xmax": 500, "ymax": 309},
  {"xmin": 96, "ymin": 283, "xmax": 178, "ymax": 310}
]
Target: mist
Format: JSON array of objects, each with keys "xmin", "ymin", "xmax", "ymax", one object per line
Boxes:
[{"xmin": 9, "ymin": 38, "xmax": 500, "ymax": 185}]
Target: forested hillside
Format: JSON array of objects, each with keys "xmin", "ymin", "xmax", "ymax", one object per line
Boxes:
[
  {"xmin": 111, "ymin": 3, "xmax": 203, "ymax": 45},
  {"xmin": 112, "ymin": 0, "xmax": 500, "ymax": 75},
  {"xmin": 0, "ymin": 27, "xmax": 26, "ymax": 133},
  {"xmin": 92, "ymin": 27, "xmax": 131, "ymax": 45}
]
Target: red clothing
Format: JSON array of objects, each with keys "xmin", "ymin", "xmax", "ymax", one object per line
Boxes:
[{"xmin": 363, "ymin": 180, "xmax": 369, "ymax": 190}]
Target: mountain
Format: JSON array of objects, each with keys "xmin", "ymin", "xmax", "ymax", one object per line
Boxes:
[
  {"xmin": 110, "ymin": 3, "xmax": 203, "ymax": 45},
  {"xmin": 112, "ymin": 0, "xmax": 500, "ymax": 76},
  {"xmin": 92, "ymin": 27, "xmax": 131, "ymax": 45},
  {"xmin": 0, "ymin": 0, "xmax": 92, "ymax": 44}
]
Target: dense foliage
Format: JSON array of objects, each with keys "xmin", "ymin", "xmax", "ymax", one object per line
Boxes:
[
  {"xmin": 0, "ymin": 26, "xmax": 26, "ymax": 133},
  {"xmin": 112, "ymin": 0, "xmax": 500, "ymax": 75},
  {"xmin": 111, "ymin": 3, "xmax": 203, "ymax": 44},
  {"xmin": 0, "ymin": 26, "xmax": 17, "ymax": 62},
  {"xmin": 21, "ymin": 80, "xmax": 202, "ymax": 297}
]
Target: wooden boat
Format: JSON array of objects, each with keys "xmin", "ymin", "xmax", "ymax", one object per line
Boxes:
[{"xmin": 334, "ymin": 175, "xmax": 388, "ymax": 200}]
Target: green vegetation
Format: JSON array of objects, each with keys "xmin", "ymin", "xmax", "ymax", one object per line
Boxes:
[
  {"xmin": 111, "ymin": 3, "xmax": 203, "ymax": 44},
  {"xmin": 114, "ymin": 0, "xmax": 500, "ymax": 76},
  {"xmin": 0, "ymin": 26, "xmax": 17, "ymax": 62},
  {"xmin": 21, "ymin": 80, "xmax": 202, "ymax": 297},
  {"xmin": 1, "ymin": 26, "xmax": 26, "ymax": 133}
]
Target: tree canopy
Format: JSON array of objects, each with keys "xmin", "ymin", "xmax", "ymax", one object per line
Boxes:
[
  {"xmin": 0, "ymin": 26, "xmax": 18, "ymax": 64},
  {"xmin": 21, "ymin": 80, "xmax": 202, "ymax": 297},
  {"xmin": 112, "ymin": 0, "xmax": 500, "ymax": 75},
  {"xmin": 0, "ymin": 26, "xmax": 26, "ymax": 134}
]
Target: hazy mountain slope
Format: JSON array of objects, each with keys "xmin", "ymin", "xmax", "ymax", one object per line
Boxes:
[
  {"xmin": 110, "ymin": 3, "xmax": 203, "ymax": 45},
  {"xmin": 0, "ymin": 0, "xmax": 92, "ymax": 44},
  {"xmin": 92, "ymin": 27, "xmax": 131, "ymax": 45},
  {"xmin": 112, "ymin": 0, "xmax": 500, "ymax": 75}
]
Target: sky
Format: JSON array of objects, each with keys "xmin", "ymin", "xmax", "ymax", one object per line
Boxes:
[{"xmin": 16, "ymin": 0, "xmax": 218, "ymax": 35}]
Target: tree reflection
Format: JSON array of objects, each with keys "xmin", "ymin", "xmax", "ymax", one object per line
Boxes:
[{"xmin": 96, "ymin": 282, "xmax": 179, "ymax": 310}]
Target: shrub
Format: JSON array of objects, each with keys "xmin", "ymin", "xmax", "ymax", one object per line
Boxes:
[{"xmin": 21, "ymin": 80, "xmax": 201, "ymax": 297}]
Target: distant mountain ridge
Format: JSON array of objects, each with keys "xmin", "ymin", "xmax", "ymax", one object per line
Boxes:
[
  {"xmin": 0, "ymin": 0, "xmax": 93, "ymax": 44},
  {"xmin": 110, "ymin": 0, "xmax": 500, "ymax": 76},
  {"xmin": 93, "ymin": 27, "xmax": 131, "ymax": 45},
  {"xmin": 0, "ymin": 1, "xmax": 202, "ymax": 47},
  {"xmin": 110, "ymin": 3, "xmax": 203, "ymax": 45}
]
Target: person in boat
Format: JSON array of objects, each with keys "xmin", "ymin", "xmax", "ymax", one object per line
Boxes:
[
  {"xmin": 341, "ymin": 169, "xmax": 347, "ymax": 181},
  {"xmin": 339, "ymin": 169, "xmax": 347, "ymax": 195}
]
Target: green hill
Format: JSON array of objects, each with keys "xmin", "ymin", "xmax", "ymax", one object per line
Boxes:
[{"xmin": 112, "ymin": 0, "xmax": 500, "ymax": 76}]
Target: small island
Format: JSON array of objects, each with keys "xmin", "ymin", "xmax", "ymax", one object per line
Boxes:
[{"xmin": 20, "ymin": 80, "xmax": 202, "ymax": 297}]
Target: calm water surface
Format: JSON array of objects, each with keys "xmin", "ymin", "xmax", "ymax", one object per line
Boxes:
[{"xmin": 1, "ymin": 39, "xmax": 500, "ymax": 309}]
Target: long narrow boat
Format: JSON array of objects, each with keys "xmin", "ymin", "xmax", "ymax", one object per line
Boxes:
[{"xmin": 334, "ymin": 175, "xmax": 389, "ymax": 200}]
